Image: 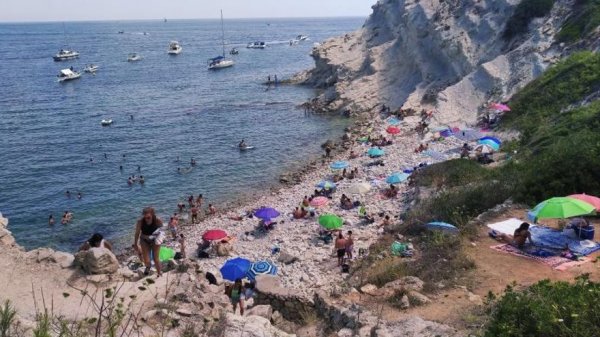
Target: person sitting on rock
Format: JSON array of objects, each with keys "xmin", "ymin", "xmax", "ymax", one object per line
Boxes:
[
  {"xmin": 79, "ymin": 233, "xmax": 113, "ymax": 252},
  {"xmin": 384, "ymin": 185, "xmax": 398, "ymax": 198}
]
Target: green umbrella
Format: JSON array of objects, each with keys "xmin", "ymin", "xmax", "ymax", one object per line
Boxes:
[
  {"xmin": 318, "ymin": 214, "xmax": 343, "ymax": 230},
  {"xmin": 531, "ymin": 197, "xmax": 596, "ymax": 219}
]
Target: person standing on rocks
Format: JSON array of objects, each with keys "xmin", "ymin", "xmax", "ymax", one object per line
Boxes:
[
  {"xmin": 133, "ymin": 207, "xmax": 164, "ymax": 277},
  {"xmin": 346, "ymin": 231, "xmax": 354, "ymax": 260},
  {"xmin": 226, "ymin": 279, "xmax": 245, "ymax": 315},
  {"xmin": 334, "ymin": 232, "xmax": 347, "ymax": 267}
]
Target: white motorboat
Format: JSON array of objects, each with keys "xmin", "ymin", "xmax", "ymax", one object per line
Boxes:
[
  {"xmin": 83, "ymin": 64, "xmax": 99, "ymax": 73},
  {"xmin": 57, "ymin": 68, "xmax": 81, "ymax": 82},
  {"xmin": 128, "ymin": 53, "xmax": 142, "ymax": 62},
  {"xmin": 208, "ymin": 10, "xmax": 235, "ymax": 70},
  {"xmin": 101, "ymin": 119, "xmax": 113, "ymax": 126},
  {"xmin": 296, "ymin": 35, "xmax": 308, "ymax": 41},
  {"xmin": 168, "ymin": 41, "xmax": 182, "ymax": 55},
  {"xmin": 53, "ymin": 49, "xmax": 79, "ymax": 61},
  {"xmin": 247, "ymin": 41, "xmax": 267, "ymax": 49}
]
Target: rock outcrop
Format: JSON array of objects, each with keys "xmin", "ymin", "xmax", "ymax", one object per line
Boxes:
[
  {"xmin": 74, "ymin": 247, "xmax": 120, "ymax": 274},
  {"xmin": 303, "ymin": 0, "xmax": 577, "ymax": 126},
  {"xmin": 214, "ymin": 313, "xmax": 296, "ymax": 337}
]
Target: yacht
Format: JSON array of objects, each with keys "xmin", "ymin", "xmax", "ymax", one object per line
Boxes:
[
  {"xmin": 208, "ymin": 10, "xmax": 235, "ymax": 70},
  {"xmin": 128, "ymin": 53, "xmax": 143, "ymax": 62},
  {"xmin": 83, "ymin": 64, "xmax": 99, "ymax": 73},
  {"xmin": 57, "ymin": 68, "xmax": 81, "ymax": 82},
  {"xmin": 168, "ymin": 41, "xmax": 182, "ymax": 55},
  {"xmin": 53, "ymin": 49, "xmax": 79, "ymax": 61},
  {"xmin": 247, "ymin": 41, "xmax": 267, "ymax": 49}
]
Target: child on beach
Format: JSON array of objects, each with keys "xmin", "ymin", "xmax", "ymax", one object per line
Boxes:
[
  {"xmin": 178, "ymin": 234, "xmax": 186, "ymax": 259},
  {"xmin": 168, "ymin": 216, "xmax": 178, "ymax": 239}
]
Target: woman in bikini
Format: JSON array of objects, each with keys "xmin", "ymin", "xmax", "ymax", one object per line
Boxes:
[{"xmin": 133, "ymin": 207, "xmax": 164, "ymax": 276}]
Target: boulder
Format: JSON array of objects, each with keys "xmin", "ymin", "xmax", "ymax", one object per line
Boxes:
[
  {"xmin": 383, "ymin": 276, "xmax": 424, "ymax": 293},
  {"xmin": 26, "ymin": 248, "xmax": 74, "ymax": 268},
  {"xmin": 337, "ymin": 328, "xmax": 354, "ymax": 337},
  {"xmin": 360, "ymin": 284, "xmax": 379, "ymax": 296},
  {"xmin": 407, "ymin": 291, "xmax": 431, "ymax": 306},
  {"xmin": 51, "ymin": 251, "xmax": 75, "ymax": 268},
  {"xmin": 216, "ymin": 313, "xmax": 294, "ymax": 337},
  {"xmin": 74, "ymin": 247, "xmax": 119, "ymax": 274},
  {"xmin": 399, "ymin": 295, "xmax": 410, "ymax": 310},
  {"xmin": 277, "ymin": 251, "xmax": 299, "ymax": 265},
  {"xmin": 246, "ymin": 305, "xmax": 273, "ymax": 321}
]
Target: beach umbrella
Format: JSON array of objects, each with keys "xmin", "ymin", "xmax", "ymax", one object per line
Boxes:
[
  {"xmin": 310, "ymin": 196, "xmax": 330, "ymax": 208},
  {"xmin": 367, "ymin": 148, "xmax": 385, "ymax": 157},
  {"xmin": 480, "ymin": 136, "xmax": 502, "ymax": 145},
  {"xmin": 316, "ymin": 180, "xmax": 336, "ymax": 190},
  {"xmin": 478, "ymin": 139, "xmax": 500, "ymax": 151},
  {"xmin": 474, "ymin": 144, "xmax": 494, "ymax": 154},
  {"xmin": 426, "ymin": 222, "xmax": 459, "ymax": 233},
  {"xmin": 387, "ymin": 117, "xmax": 401, "ymax": 126},
  {"xmin": 330, "ymin": 161, "xmax": 349, "ymax": 170},
  {"xmin": 453, "ymin": 129, "xmax": 483, "ymax": 141},
  {"xmin": 489, "ymin": 103, "xmax": 511, "ymax": 112},
  {"xmin": 255, "ymin": 207, "xmax": 280, "ymax": 220},
  {"xmin": 568, "ymin": 194, "xmax": 600, "ymax": 211},
  {"xmin": 247, "ymin": 261, "xmax": 278, "ymax": 280},
  {"xmin": 348, "ymin": 182, "xmax": 372, "ymax": 194},
  {"xmin": 202, "ymin": 229, "xmax": 228, "ymax": 241},
  {"xmin": 530, "ymin": 197, "xmax": 596, "ymax": 219},
  {"xmin": 386, "ymin": 126, "xmax": 401, "ymax": 135},
  {"xmin": 386, "ymin": 172, "xmax": 410, "ymax": 184},
  {"xmin": 318, "ymin": 214, "xmax": 343, "ymax": 230},
  {"xmin": 220, "ymin": 257, "xmax": 252, "ymax": 281}
]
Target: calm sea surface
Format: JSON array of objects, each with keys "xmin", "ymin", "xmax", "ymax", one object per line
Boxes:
[{"xmin": 0, "ymin": 18, "xmax": 363, "ymax": 251}]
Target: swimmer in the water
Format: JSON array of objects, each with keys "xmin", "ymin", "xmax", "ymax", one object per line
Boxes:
[
  {"xmin": 191, "ymin": 158, "xmax": 196, "ymax": 166},
  {"xmin": 66, "ymin": 190, "xmax": 71, "ymax": 198},
  {"xmin": 176, "ymin": 156, "xmax": 180, "ymax": 162},
  {"xmin": 128, "ymin": 177, "xmax": 133, "ymax": 185},
  {"xmin": 89, "ymin": 157, "xmax": 93, "ymax": 163},
  {"xmin": 139, "ymin": 175, "xmax": 145, "ymax": 184},
  {"xmin": 104, "ymin": 153, "xmax": 108, "ymax": 159},
  {"xmin": 130, "ymin": 115, "xmax": 134, "ymax": 120},
  {"xmin": 177, "ymin": 167, "xmax": 181, "ymax": 173},
  {"xmin": 77, "ymin": 192, "xmax": 82, "ymax": 200},
  {"xmin": 49, "ymin": 214, "xmax": 55, "ymax": 226},
  {"xmin": 239, "ymin": 139, "xmax": 247, "ymax": 148},
  {"xmin": 119, "ymin": 165, "xmax": 123, "ymax": 170},
  {"xmin": 137, "ymin": 166, "xmax": 141, "ymax": 172}
]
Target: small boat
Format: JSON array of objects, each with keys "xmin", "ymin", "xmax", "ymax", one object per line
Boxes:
[
  {"xmin": 247, "ymin": 41, "xmax": 267, "ymax": 49},
  {"xmin": 168, "ymin": 41, "xmax": 182, "ymax": 55},
  {"xmin": 57, "ymin": 68, "xmax": 81, "ymax": 82},
  {"xmin": 117, "ymin": 30, "xmax": 124, "ymax": 34},
  {"xmin": 83, "ymin": 64, "xmax": 99, "ymax": 73},
  {"xmin": 53, "ymin": 49, "xmax": 79, "ymax": 61},
  {"xmin": 208, "ymin": 56, "xmax": 234, "ymax": 70},
  {"xmin": 128, "ymin": 53, "xmax": 142, "ymax": 62},
  {"xmin": 101, "ymin": 119, "xmax": 113, "ymax": 126},
  {"xmin": 239, "ymin": 146, "xmax": 255, "ymax": 151},
  {"xmin": 296, "ymin": 35, "xmax": 308, "ymax": 41},
  {"xmin": 229, "ymin": 48, "xmax": 239, "ymax": 55}
]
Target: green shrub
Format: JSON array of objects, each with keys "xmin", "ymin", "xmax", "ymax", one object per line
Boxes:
[
  {"xmin": 411, "ymin": 159, "xmax": 491, "ymax": 189},
  {"xmin": 0, "ymin": 300, "xmax": 17, "ymax": 337},
  {"xmin": 558, "ymin": 0, "xmax": 600, "ymax": 42},
  {"xmin": 504, "ymin": 0, "xmax": 556, "ymax": 39},
  {"xmin": 485, "ymin": 276, "xmax": 600, "ymax": 337}
]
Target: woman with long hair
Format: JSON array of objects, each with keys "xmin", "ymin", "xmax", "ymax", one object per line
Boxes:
[{"xmin": 133, "ymin": 207, "xmax": 164, "ymax": 276}]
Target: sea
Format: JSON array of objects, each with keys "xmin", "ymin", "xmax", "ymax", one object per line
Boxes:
[{"xmin": 0, "ymin": 17, "xmax": 364, "ymax": 252}]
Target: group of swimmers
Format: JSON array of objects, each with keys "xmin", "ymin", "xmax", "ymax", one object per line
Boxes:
[
  {"xmin": 127, "ymin": 175, "xmax": 145, "ymax": 185},
  {"xmin": 48, "ymin": 210, "xmax": 73, "ymax": 225}
]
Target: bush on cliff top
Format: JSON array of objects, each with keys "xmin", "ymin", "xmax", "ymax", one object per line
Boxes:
[{"xmin": 503, "ymin": 0, "xmax": 556, "ymax": 39}]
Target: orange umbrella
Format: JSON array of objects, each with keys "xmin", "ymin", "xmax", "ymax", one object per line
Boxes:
[
  {"xmin": 386, "ymin": 126, "xmax": 400, "ymax": 135},
  {"xmin": 569, "ymin": 194, "xmax": 600, "ymax": 211}
]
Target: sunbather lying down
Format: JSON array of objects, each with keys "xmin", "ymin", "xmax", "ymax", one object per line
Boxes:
[{"xmin": 490, "ymin": 222, "xmax": 534, "ymax": 248}]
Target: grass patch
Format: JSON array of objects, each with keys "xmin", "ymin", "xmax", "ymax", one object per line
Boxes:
[
  {"xmin": 558, "ymin": 0, "xmax": 600, "ymax": 42},
  {"xmin": 503, "ymin": 0, "xmax": 556, "ymax": 40}
]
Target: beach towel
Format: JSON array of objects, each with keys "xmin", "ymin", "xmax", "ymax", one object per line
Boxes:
[
  {"xmin": 530, "ymin": 226, "xmax": 600, "ymax": 256},
  {"xmin": 490, "ymin": 244, "xmax": 588, "ymax": 270},
  {"xmin": 487, "ymin": 218, "xmax": 523, "ymax": 235},
  {"xmin": 453, "ymin": 129, "xmax": 484, "ymax": 141}
]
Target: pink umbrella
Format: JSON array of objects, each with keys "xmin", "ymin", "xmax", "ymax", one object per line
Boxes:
[
  {"xmin": 386, "ymin": 126, "xmax": 401, "ymax": 135},
  {"xmin": 568, "ymin": 194, "xmax": 600, "ymax": 211},
  {"xmin": 310, "ymin": 196, "xmax": 329, "ymax": 208},
  {"xmin": 202, "ymin": 229, "xmax": 228, "ymax": 241},
  {"xmin": 489, "ymin": 103, "xmax": 511, "ymax": 112}
]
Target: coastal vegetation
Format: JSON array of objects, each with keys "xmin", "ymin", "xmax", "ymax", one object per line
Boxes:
[
  {"xmin": 503, "ymin": 0, "xmax": 556, "ymax": 39},
  {"xmin": 558, "ymin": 0, "xmax": 600, "ymax": 42}
]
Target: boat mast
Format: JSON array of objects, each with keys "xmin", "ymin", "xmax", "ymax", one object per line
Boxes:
[{"xmin": 220, "ymin": 10, "xmax": 226, "ymax": 58}]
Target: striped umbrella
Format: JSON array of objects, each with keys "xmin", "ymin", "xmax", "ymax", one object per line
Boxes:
[
  {"xmin": 480, "ymin": 136, "xmax": 501, "ymax": 145},
  {"xmin": 568, "ymin": 194, "xmax": 600, "ymax": 211},
  {"xmin": 310, "ymin": 196, "xmax": 330, "ymax": 208},
  {"xmin": 247, "ymin": 261, "xmax": 278, "ymax": 280},
  {"xmin": 478, "ymin": 139, "xmax": 500, "ymax": 151}
]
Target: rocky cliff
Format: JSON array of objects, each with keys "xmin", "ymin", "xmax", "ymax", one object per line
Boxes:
[{"xmin": 304, "ymin": 0, "xmax": 579, "ymax": 126}]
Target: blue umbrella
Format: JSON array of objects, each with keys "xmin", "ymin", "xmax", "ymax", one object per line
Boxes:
[
  {"xmin": 316, "ymin": 180, "xmax": 336, "ymax": 190},
  {"xmin": 247, "ymin": 261, "xmax": 278, "ymax": 280},
  {"xmin": 386, "ymin": 172, "xmax": 410, "ymax": 184},
  {"xmin": 330, "ymin": 161, "xmax": 349, "ymax": 170},
  {"xmin": 477, "ymin": 139, "xmax": 500, "ymax": 151},
  {"xmin": 480, "ymin": 136, "xmax": 501, "ymax": 145},
  {"xmin": 387, "ymin": 117, "xmax": 401, "ymax": 125},
  {"xmin": 255, "ymin": 207, "xmax": 280, "ymax": 220},
  {"xmin": 426, "ymin": 222, "xmax": 459, "ymax": 233},
  {"xmin": 367, "ymin": 148, "xmax": 385, "ymax": 157},
  {"xmin": 220, "ymin": 257, "xmax": 252, "ymax": 281}
]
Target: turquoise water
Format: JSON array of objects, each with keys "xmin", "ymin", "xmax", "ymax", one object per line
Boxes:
[{"xmin": 0, "ymin": 18, "xmax": 363, "ymax": 251}]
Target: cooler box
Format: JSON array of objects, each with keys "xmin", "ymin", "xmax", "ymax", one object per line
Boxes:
[{"xmin": 573, "ymin": 225, "xmax": 595, "ymax": 240}]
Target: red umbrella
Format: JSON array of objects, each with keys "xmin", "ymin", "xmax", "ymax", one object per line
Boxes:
[
  {"xmin": 202, "ymin": 229, "xmax": 228, "ymax": 241},
  {"xmin": 386, "ymin": 126, "xmax": 400, "ymax": 135},
  {"xmin": 569, "ymin": 194, "xmax": 600, "ymax": 211},
  {"xmin": 310, "ymin": 196, "xmax": 329, "ymax": 208}
]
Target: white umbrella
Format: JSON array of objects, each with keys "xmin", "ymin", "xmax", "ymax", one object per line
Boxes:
[
  {"xmin": 348, "ymin": 182, "xmax": 372, "ymax": 194},
  {"xmin": 474, "ymin": 144, "xmax": 494, "ymax": 154}
]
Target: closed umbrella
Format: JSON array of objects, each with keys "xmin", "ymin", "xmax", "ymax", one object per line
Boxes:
[
  {"xmin": 478, "ymin": 139, "xmax": 500, "ymax": 151},
  {"xmin": 202, "ymin": 229, "xmax": 228, "ymax": 241},
  {"xmin": 310, "ymin": 196, "xmax": 329, "ymax": 208},
  {"xmin": 316, "ymin": 180, "xmax": 336, "ymax": 190},
  {"xmin": 568, "ymin": 194, "xmax": 600, "ymax": 211},
  {"xmin": 330, "ymin": 161, "xmax": 349, "ymax": 170},
  {"xmin": 386, "ymin": 126, "xmax": 400, "ymax": 135},
  {"xmin": 255, "ymin": 207, "xmax": 280, "ymax": 220},
  {"xmin": 530, "ymin": 197, "xmax": 596, "ymax": 219},
  {"xmin": 348, "ymin": 182, "xmax": 372, "ymax": 194},
  {"xmin": 367, "ymin": 148, "xmax": 385, "ymax": 157},
  {"xmin": 247, "ymin": 261, "xmax": 278, "ymax": 280},
  {"xmin": 220, "ymin": 257, "xmax": 252, "ymax": 281},
  {"xmin": 319, "ymin": 214, "xmax": 343, "ymax": 230},
  {"xmin": 386, "ymin": 172, "xmax": 410, "ymax": 184}
]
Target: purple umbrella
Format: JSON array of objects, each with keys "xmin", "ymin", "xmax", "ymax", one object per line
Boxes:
[{"xmin": 254, "ymin": 207, "xmax": 280, "ymax": 220}]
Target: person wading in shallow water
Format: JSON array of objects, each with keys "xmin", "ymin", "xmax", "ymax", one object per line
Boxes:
[{"xmin": 133, "ymin": 207, "xmax": 164, "ymax": 276}]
